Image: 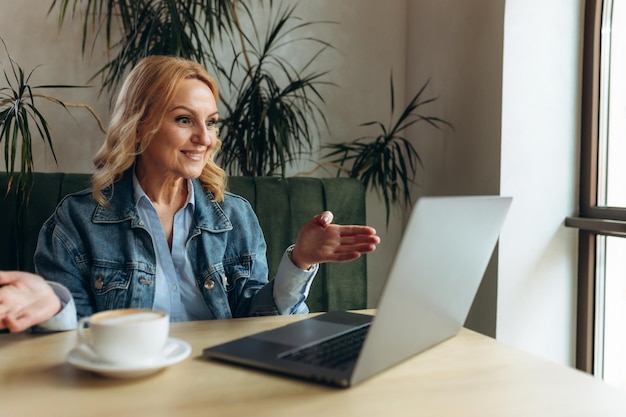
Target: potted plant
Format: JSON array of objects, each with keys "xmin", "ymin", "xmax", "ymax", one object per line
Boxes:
[
  {"xmin": 323, "ymin": 75, "xmax": 451, "ymax": 224},
  {"xmin": 211, "ymin": 2, "xmax": 332, "ymax": 176},
  {"xmin": 48, "ymin": 0, "xmax": 331, "ymax": 177},
  {"xmin": 0, "ymin": 39, "xmax": 104, "ymax": 198},
  {"xmin": 48, "ymin": 0, "xmax": 236, "ymax": 96}
]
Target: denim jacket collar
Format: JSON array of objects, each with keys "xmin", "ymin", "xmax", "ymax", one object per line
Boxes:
[{"xmin": 91, "ymin": 169, "xmax": 233, "ymax": 233}]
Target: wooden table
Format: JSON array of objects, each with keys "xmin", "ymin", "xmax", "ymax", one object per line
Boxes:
[{"xmin": 2, "ymin": 311, "xmax": 626, "ymax": 417}]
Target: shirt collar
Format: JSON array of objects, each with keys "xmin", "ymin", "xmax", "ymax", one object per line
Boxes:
[{"xmin": 132, "ymin": 170, "xmax": 195, "ymax": 210}]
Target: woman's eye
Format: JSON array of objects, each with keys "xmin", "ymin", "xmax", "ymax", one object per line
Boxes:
[
  {"xmin": 206, "ymin": 119, "xmax": 221, "ymax": 131},
  {"xmin": 176, "ymin": 116, "xmax": 192, "ymax": 126}
]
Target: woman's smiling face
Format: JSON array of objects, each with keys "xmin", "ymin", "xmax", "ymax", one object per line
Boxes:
[{"xmin": 137, "ymin": 78, "xmax": 219, "ymax": 182}]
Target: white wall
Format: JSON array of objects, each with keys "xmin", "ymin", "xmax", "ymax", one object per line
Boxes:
[{"xmin": 498, "ymin": 0, "xmax": 581, "ymax": 366}]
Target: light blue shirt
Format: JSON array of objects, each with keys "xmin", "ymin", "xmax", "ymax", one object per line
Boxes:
[{"xmin": 134, "ymin": 176, "xmax": 212, "ymax": 321}]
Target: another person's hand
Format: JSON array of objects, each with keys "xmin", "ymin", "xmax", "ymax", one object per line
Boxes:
[
  {"xmin": 0, "ymin": 271, "xmax": 62, "ymax": 332},
  {"xmin": 290, "ymin": 211, "xmax": 380, "ymax": 270}
]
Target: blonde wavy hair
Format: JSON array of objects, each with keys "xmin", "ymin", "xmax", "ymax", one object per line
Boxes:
[{"xmin": 92, "ymin": 55, "xmax": 226, "ymax": 205}]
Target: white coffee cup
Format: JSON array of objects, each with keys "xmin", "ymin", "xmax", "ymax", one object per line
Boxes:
[{"xmin": 77, "ymin": 309, "xmax": 170, "ymax": 366}]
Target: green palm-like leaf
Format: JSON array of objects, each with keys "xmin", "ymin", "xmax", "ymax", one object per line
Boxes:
[
  {"xmin": 216, "ymin": 1, "xmax": 333, "ymax": 177},
  {"xmin": 0, "ymin": 39, "xmax": 98, "ymax": 198},
  {"xmin": 48, "ymin": 0, "xmax": 333, "ymax": 178},
  {"xmin": 324, "ymin": 75, "xmax": 452, "ymax": 225},
  {"xmin": 48, "ymin": 0, "xmax": 237, "ymax": 95}
]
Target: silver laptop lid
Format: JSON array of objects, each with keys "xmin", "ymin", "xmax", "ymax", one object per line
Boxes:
[{"xmin": 352, "ymin": 196, "xmax": 512, "ymax": 384}]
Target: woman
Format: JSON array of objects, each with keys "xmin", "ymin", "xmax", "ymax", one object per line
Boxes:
[{"xmin": 22, "ymin": 55, "xmax": 379, "ymax": 331}]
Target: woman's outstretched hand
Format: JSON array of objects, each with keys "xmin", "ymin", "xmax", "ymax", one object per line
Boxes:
[{"xmin": 290, "ymin": 211, "xmax": 380, "ymax": 270}]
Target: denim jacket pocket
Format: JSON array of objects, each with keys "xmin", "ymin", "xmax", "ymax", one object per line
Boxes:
[
  {"xmin": 222, "ymin": 256, "xmax": 252, "ymax": 293},
  {"xmin": 91, "ymin": 264, "xmax": 133, "ymax": 310}
]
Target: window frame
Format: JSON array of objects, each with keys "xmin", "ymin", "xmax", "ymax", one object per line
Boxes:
[{"xmin": 566, "ymin": 0, "xmax": 626, "ymax": 374}]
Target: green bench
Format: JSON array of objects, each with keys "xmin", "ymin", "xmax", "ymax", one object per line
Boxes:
[{"xmin": 0, "ymin": 173, "xmax": 368, "ymax": 312}]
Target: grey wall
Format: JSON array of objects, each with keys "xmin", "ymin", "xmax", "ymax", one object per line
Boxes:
[{"xmin": 407, "ymin": 0, "xmax": 505, "ymax": 337}]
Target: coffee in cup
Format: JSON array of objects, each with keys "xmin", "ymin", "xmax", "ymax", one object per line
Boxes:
[{"xmin": 77, "ymin": 309, "xmax": 169, "ymax": 366}]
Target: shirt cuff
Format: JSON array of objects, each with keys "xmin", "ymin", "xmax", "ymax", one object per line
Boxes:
[
  {"xmin": 32, "ymin": 281, "xmax": 77, "ymax": 332},
  {"xmin": 273, "ymin": 245, "xmax": 318, "ymax": 315}
]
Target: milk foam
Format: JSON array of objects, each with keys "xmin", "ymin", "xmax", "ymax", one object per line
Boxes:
[{"xmin": 97, "ymin": 312, "xmax": 162, "ymax": 325}]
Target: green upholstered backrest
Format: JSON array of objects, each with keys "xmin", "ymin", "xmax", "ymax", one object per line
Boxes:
[{"xmin": 0, "ymin": 173, "xmax": 367, "ymax": 312}]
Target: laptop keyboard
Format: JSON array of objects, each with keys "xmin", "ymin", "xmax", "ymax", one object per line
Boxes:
[{"xmin": 280, "ymin": 325, "xmax": 370, "ymax": 370}]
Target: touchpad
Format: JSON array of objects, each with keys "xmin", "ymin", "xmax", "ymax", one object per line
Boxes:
[{"xmin": 251, "ymin": 319, "xmax": 353, "ymax": 347}]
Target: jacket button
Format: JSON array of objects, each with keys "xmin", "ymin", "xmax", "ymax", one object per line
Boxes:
[
  {"xmin": 94, "ymin": 275, "xmax": 103, "ymax": 290},
  {"xmin": 204, "ymin": 280, "xmax": 215, "ymax": 290}
]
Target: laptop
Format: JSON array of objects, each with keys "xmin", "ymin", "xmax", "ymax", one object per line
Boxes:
[{"xmin": 203, "ymin": 195, "xmax": 512, "ymax": 387}]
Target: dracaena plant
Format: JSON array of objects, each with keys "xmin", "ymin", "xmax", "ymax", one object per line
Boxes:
[
  {"xmin": 214, "ymin": 1, "xmax": 332, "ymax": 176},
  {"xmin": 323, "ymin": 76, "xmax": 452, "ymax": 225},
  {"xmin": 48, "ymin": 0, "xmax": 236, "ymax": 96},
  {"xmin": 0, "ymin": 39, "xmax": 104, "ymax": 198},
  {"xmin": 48, "ymin": 0, "xmax": 332, "ymax": 177}
]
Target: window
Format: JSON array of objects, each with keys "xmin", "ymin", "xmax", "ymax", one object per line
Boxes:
[{"xmin": 566, "ymin": 0, "xmax": 626, "ymax": 388}]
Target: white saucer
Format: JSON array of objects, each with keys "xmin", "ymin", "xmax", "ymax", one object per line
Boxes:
[{"xmin": 67, "ymin": 337, "xmax": 192, "ymax": 378}]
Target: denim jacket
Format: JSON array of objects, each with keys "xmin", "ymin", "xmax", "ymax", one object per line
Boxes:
[{"xmin": 34, "ymin": 169, "xmax": 287, "ymax": 320}]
